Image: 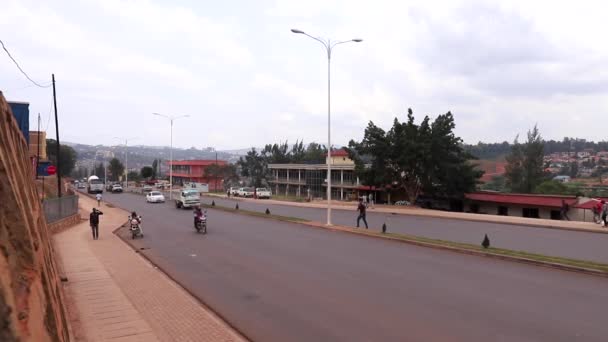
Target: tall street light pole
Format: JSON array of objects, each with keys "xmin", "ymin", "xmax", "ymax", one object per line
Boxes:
[
  {"xmin": 114, "ymin": 137, "xmax": 136, "ymax": 188},
  {"xmin": 152, "ymin": 113, "xmax": 190, "ymax": 200},
  {"xmin": 291, "ymin": 28, "xmax": 362, "ymax": 226}
]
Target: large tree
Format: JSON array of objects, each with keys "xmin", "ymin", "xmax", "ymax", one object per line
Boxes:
[
  {"xmin": 108, "ymin": 158, "xmax": 125, "ymax": 181},
  {"xmin": 350, "ymin": 108, "xmax": 482, "ymax": 203},
  {"xmin": 141, "ymin": 166, "xmax": 154, "ymax": 179},
  {"xmin": 46, "ymin": 139, "xmax": 77, "ymax": 177},
  {"xmin": 205, "ymin": 163, "xmax": 239, "ymax": 188},
  {"xmin": 238, "ymin": 148, "xmax": 268, "ymax": 187},
  {"xmin": 505, "ymin": 125, "xmax": 545, "ymax": 193}
]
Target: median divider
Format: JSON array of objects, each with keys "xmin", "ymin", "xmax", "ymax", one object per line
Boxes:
[{"xmin": 202, "ymin": 202, "xmax": 608, "ymax": 278}]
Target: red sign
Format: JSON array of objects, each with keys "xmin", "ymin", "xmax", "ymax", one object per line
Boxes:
[{"xmin": 46, "ymin": 165, "xmax": 57, "ymax": 175}]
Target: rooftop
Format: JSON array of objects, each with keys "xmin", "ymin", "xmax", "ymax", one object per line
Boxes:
[{"xmin": 465, "ymin": 192, "xmax": 577, "ymax": 208}]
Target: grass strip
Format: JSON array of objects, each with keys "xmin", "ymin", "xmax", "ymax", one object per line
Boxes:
[{"xmin": 205, "ymin": 203, "xmax": 608, "ymax": 274}]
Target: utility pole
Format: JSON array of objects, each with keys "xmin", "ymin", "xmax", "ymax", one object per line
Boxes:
[
  {"xmin": 215, "ymin": 151, "xmax": 218, "ymax": 192},
  {"xmin": 36, "ymin": 113, "xmax": 40, "ymax": 180},
  {"xmin": 52, "ymin": 74, "xmax": 62, "ymax": 197}
]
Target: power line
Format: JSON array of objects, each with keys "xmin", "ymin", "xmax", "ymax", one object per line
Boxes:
[{"xmin": 0, "ymin": 39, "xmax": 51, "ymax": 88}]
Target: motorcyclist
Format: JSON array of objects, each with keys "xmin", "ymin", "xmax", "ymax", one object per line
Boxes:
[
  {"xmin": 129, "ymin": 211, "xmax": 141, "ymax": 226},
  {"xmin": 193, "ymin": 205, "xmax": 205, "ymax": 228}
]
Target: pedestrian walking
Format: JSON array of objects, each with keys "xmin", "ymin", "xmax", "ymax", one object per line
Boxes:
[
  {"xmin": 89, "ymin": 208, "xmax": 103, "ymax": 240},
  {"xmin": 602, "ymin": 200, "xmax": 608, "ymax": 227},
  {"xmin": 592, "ymin": 200, "xmax": 602, "ymax": 224},
  {"xmin": 368, "ymin": 193, "xmax": 374, "ymax": 209},
  {"xmin": 356, "ymin": 198, "xmax": 368, "ymax": 229},
  {"xmin": 560, "ymin": 200, "xmax": 570, "ymax": 221},
  {"xmin": 96, "ymin": 193, "xmax": 102, "ymax": 207}
]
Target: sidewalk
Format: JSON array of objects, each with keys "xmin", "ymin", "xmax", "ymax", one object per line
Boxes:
[
  {"xmin": 53, "ymin": 194, "xmax": 246, "ymax": 342},
  {"xmin": 207, "ymin": 193, "xmax": 608, "ymax": 234}
]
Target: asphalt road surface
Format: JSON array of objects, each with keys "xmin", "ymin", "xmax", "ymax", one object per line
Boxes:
[
  {"xmin": 197, "ymin": 196, "xmax": 608, "ymax": 264},
  {"xmin": 101, "ymin": 192, "xmax": 608, "ymax": 342}
]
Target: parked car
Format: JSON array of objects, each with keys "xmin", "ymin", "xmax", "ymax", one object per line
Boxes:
[
  {"xmin": 111, "ymin": 184, "xmax": 123, "ymax": 193},
  {"xmin": 142, "ymin": 185, "xmax": 153, "ymax": 192},
  {"xmin": 146, "ymin": 191, "xmax": 165, "ymax": 203},
  {"xmin": 256, "ymin": 188, "xmax": 272, "ymax": 199},
  {"xmin": 228, "ymin": 187, "xmax": 240, "ymax": 196},
  {"xmin": 237, "ymin": 187, "xmax": 254, "ymax": 197},
  {"xmin": 77, "ymin": 182, "xmax": 86, "ymax": 189}
]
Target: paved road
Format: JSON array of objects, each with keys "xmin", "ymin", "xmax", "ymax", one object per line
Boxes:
[
  {"xmin": 100, "ymin": 192, "xmax": 608, "ymax": 342},
  {"xmin": 194, "ymin": 196, "xmax": 608, "ymax": 264}
]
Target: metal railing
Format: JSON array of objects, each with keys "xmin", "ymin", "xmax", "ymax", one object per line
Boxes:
[{"xmin": 43, "ymin": 195, "xmax": 79, "ymax": 223}]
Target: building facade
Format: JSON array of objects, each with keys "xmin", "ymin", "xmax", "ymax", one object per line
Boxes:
[
  {"xmin": 268, "ymin": 149, "xmax": 368, "ymax": 200},
  {"xmin": 168, "ymin": 160, "xmax": 227, "ymax": 191}
]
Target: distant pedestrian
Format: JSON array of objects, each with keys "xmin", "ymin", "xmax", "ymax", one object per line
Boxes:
[
  {"xmin": 593, "ymin": 200, "xmax": 602, "ymax": 224},
  {"xmin": 89, "ymin": 208, "xmax": 103, "ymax": 240},
  {"xmin": 602, "ymin": 200, "xmax": 608, "ymax": 227},
  {"xmin": 560, "ymin": 200, "xmax": 570, "ymax": 221},
  {"xmin": 227, "ymin": 189, "xmax": 231, "ymax": 198},
  {"xmin": 96, "ymin": 193, "xmax": 102, "ymax": 207},
  {"xmin": 356, "ymin": 198, "xmax": 368, "ymax": 229},
  {"xmin": 368, "ymin": 193, "xmax": 374, "ymax": 209}
]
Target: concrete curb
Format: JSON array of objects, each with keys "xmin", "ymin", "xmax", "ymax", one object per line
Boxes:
[
  {"xmin": 301, "ymin": 222, "xmax": 608, "ymax": 278},
  {"xmin": 112, "ymin": 220, "xmax": 252, "ymax": 342},
  {"xmin": 203, "ymin": 193, "xmax": 608, "ymax": 235},
  {"xmin": 205, "ymin": 201, "xmax": 608, "ymax": 279}
]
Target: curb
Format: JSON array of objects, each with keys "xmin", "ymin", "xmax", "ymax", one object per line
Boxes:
[
  {"xmin": 205, "ymin": 202, "xmax": 608, "ymax": 278},
  {"xmin": 301, "ymin": 222, "xmax": 608, "ymax": 278},
  {"xmin": 202, "ymin": 194, "xmax": 608, "ymax": 235},
  {"xmin": 112, "ymin": 222, "xmax": 252, "ymax": 342}
]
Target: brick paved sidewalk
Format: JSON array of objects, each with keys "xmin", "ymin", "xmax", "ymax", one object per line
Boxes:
[
  {"xmin": 205, "ymin": 193, "xmax": 607, "ymax": 234},
  {"xmin": 53, "ymin": 195, "xmax": 246, "ymax": 342}
]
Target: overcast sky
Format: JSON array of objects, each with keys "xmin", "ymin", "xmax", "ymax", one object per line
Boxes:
[{"xmin": 1, "ymin": 0, "xmax": 607, "ymax": 150}]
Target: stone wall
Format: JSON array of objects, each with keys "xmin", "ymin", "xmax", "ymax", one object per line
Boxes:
[
  {"xmin": 0, "ymin": 91, "xmax": 69, "ymax": 341},
  {"xmin": 48, "ymin": 214, "xmax": 82, "ymax": 235}
]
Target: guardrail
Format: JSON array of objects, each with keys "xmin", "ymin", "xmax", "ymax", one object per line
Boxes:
[{"xmin": 43, "ymin": 195, "xmax": 79, "ymax": 223}]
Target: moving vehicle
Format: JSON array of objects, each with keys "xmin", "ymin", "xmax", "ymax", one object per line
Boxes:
[
  {"xmin": 176, "ymin": 189, "xmax": 200, "ymax": 209},
  {"xmin": 87, "ymin": 175, "xmax": 104, "ymax": 194},
  {"xmin": 194, "ymin": 209, "xmax": 207, "ymax": 234},
  {"xmin": 236, "ymin": 187, "xmax": 254, "ymax": 197},
  {"xmin": 111, "ymin": 184, "xmax": 123, "ymax": 193},
  {"xmin": 256, "ymin": 188, "xmax": 272, "ymax": 199},
  {"xmin": 142, "ymin": 185, "xmax": 153, "ymax": 192},
  {"xmin": 77, "ymin": 182, "xmax": 86, "ymax": 189},
  {"xmin": 129, "ymin": 215, "xmax": 144, "ymax": 239},
  {"xmin": 146, "ymin": 191, "xmax": 165, "ymax": 203}
]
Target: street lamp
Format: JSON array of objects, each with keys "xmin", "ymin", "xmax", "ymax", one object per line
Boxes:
[
  {"xmin": 114, "ymin": 137, "xmax": 137, "ymax": 189},
  {"xmin": 291, "ymin": 28, "xmax": 362, "ymax": 225},
  {"xmin": 152, "ymin": 113, "xmax": 190, "ymax": 200}
]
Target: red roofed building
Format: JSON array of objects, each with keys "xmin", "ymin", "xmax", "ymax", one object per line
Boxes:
[
  {"xmin": 168, "ymin": 159, "xmax": 227, "ymax": 191},
  {"xmin": 464, "ymin": 192, "xmax": 579, "ymax": 220}
]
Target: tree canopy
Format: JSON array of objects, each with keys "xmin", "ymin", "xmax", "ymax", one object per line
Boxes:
[
  {"xmin": 505, "ymin": 125, "xmax": 545, "ymax": 193},
  {"xmin": 108, "ymin": 158, "xmax": 125, "ymax": 181},
  {"xmin": 46, "ymin": 139, "xmax": 77, "ymax": 177},
  {"xmin": 348, "ymin": 108, "xmax": 482, "ymax": 203}
]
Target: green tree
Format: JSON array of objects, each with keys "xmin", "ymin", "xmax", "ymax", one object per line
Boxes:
[
  {"xmin": 505, "ymin": 126, "xmax": 545, "ymax": 193},
  {"xmin": 151, "ymin": 159, "xmax": 159, "ymax": 179},
  {"xmin": 94, "ymin": 163, "xmax": 104, "ymax": 178},
  {"xmin": 46, "ymin": 139, "xmax": 77, "ymax": 177},
  {"xmin": 569, "ymin": 162, "xmax": 579, "ymax": 178},
  {"xmin": 303, "ymin": 142, "xmax": 326, "ymax": 163},
  {"xmin": 128, "ymin": 171, "xmax": 141, "ymax": 183},
  {"xmin": 350, "ymin": 108, "xmax": 482, "ymax": 203},
  {"xmin": 141, "ymin": 166, "xmax": 154, "ymax": 179},
  {"xmin": 482, "ymin": 175, "xmax": 507, "ymax": 192},
  {"xmin": 238, "ymin": 148, "xmax": 268, "ymax": 187},
  {"xmin": 534, "ymin": 180, "xmax": 568, "ymax": 195},
  {"xmin": 108, "ymin": 158, "xmax": 125, "ymax": 181}
]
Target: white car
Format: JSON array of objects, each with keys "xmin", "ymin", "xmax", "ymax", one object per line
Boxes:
[
  {"xmin": 146, "ymin": 191, "xmax": 165, "ymax": 203},
  {"xmin": 228, "ymin": 187, "xmax": 240, "ymax": 196},
  {"xmin": 256, "ymin": 188, "xmax": 271, "ymax": 199},
  {"xmin": 237, "ymin": 187, "xmax": 254, "ymax": 197}
]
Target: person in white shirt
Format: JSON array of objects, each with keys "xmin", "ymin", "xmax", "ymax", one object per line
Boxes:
[{"xmin": 96, "ymin": 193, "xmax": 102, "ymax": 207}]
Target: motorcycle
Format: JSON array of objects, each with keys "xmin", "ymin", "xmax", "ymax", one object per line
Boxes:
[
  {"xmin": 194, "ymin": 210, "xmax": 207, "ymax": 234},
  {"xmin": 129, "ymin": 215, "xmax": 144, "ymax": 239}
]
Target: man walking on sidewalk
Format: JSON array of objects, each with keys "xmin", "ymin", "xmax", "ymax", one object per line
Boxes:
[
  {"xmin": 90, "ymin": 208, "xmax": 103, "ymax": 240},
  {"xmin": 356, "ymin": 198, "xmax": 368, "ymax": 229},
  {"xmin": 96, "ymin": 193, "xmax": 103, "ymax": 207}
]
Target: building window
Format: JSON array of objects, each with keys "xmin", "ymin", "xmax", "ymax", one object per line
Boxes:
[
  {"xmin": 497, "ymin": 206, "xmax": 508, "ymax": 216},
  {"xmin": 550, "ymin": 210, "xmax": 561, "ymax": 220},
  {"xmin": 522, "ymin": 208, "xmax": 540, "ymax": 218}
]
